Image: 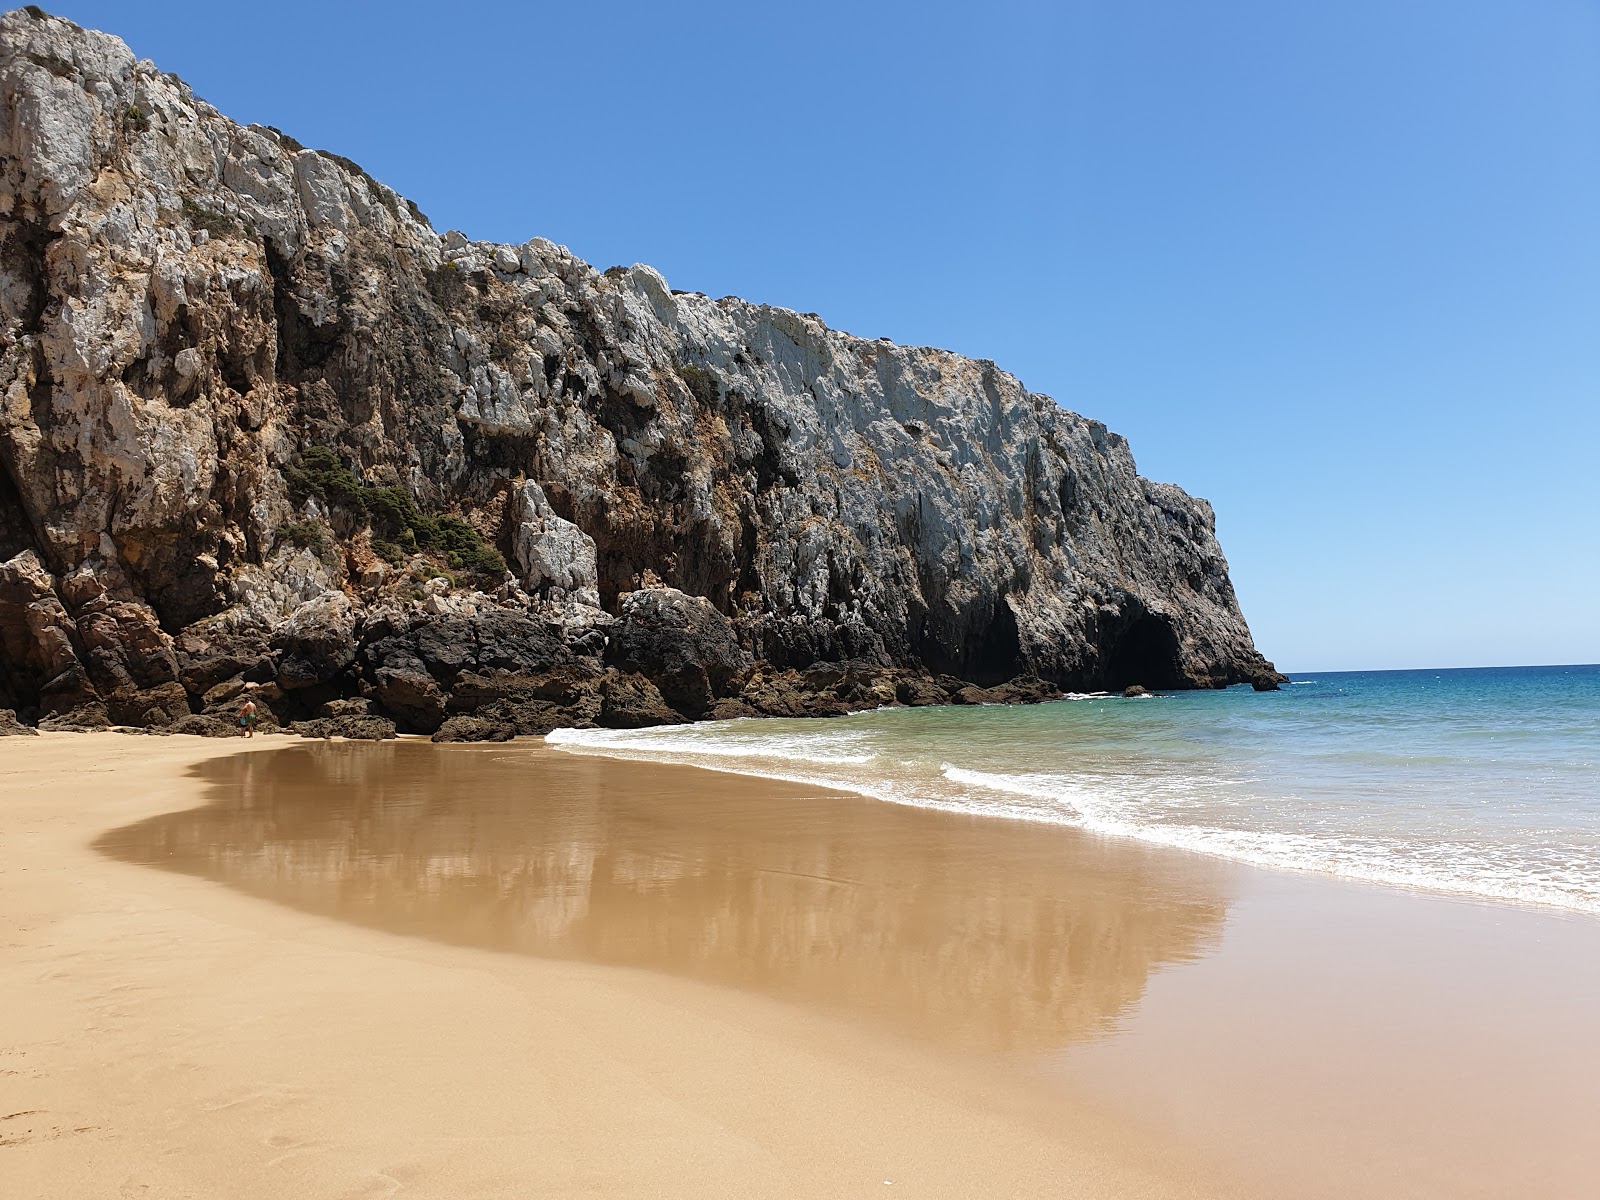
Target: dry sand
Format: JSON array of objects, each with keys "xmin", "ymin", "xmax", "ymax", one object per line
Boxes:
[{"xmin": 2, "ymin": 733, "xmax": 1239, "ymax": 1200}]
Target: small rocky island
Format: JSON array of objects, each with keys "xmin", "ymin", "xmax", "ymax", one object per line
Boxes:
[{"xmin": 0, "ymin": 7, "xmax": 1281, "ymax": 740}]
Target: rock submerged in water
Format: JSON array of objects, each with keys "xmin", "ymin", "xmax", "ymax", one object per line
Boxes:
[{"xmin": 0, "ymin": 9, "xmax": 1285, "ymax": 740}]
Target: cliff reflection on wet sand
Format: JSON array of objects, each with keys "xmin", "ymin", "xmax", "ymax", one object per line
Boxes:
[{"xmin": 100, "ymin": 741, "xmax": 1234, "ymax": 1054}]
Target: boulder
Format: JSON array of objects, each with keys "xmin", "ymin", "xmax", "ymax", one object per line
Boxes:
[
  {"xmin": 361, "ymin": 608, "xmax": 590, "ymax": 730},
  {"xmin": 104, "ymin": 681, "xmax": 191, "ymax": 727},
  {"xmin": 950, "ymin": 676, "xmax": 1061, "ymax": 706},
  {"xmin": 273, "ymin": 593, "xmax": 358, "ymax": 689},
  {"xmin": 174, "ymin": 630, "xmax": 275, "ymax": 696},
  {"xmin": 608, "ymin": 588, "xmax": 752, "ymax": 719},
  {"xmin": 431, "ymin": 715, "xmax": 516, "ymax": 743},
  {"xmin": 291, "ymin": 715, "xmax": 397, "ymax": 740},
  {"xmin": 706, "ymin": 698, "xmax": 758, "ymax": 721},
  {"xmin": 468, "ymin": 698, "xmax": 583, "ymax": 736},
  {"xmin": 739, "ymin": 670, "xmax": 850, "ymax": 719},
  {"xmin": 894, "ymin": 675, "xmax": 949, "ymax": 707},
  {"xmin": 168, "ymin": 714, "xmax": 241, "ymax": 738},
  {"xmin": 0, "ymin": 552, "xmax": 95, "ymax": 716},
  {"xmin": 319, "ymin": 697, "xmax": 371, "ymax": 717},
  {"xmin": 373, "ymin": 664, "xmax": 448, "ymax": 731},
  {"xmin": 38, "ymin": 703, "xmax": 112, "ymax": 731},
  {"xmin": 509, "ymin": 480, "xmax": 600, "ymax": 607},
  {"xmin": 597, "ymin": 672, "xmax": 684, "ymax": 729}
]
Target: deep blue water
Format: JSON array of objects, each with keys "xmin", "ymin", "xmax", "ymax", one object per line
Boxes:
[{"xmin": 551, "ymin": 664, "xmax": 1600, "ymax": 912}]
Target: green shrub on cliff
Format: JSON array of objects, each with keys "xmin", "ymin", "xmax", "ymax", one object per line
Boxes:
[
  {"xmin": 676, "ymin": 361, "xmax": 717, "ymax": 407},
  {"xmin": 283, "ymin": 446, "xmax": 367, "ymax": 511},
  {"xmin": 280, "ymin": 451, "xmax": 505, "ymax": 579},
  {"xmin": 180, "ymin": 196, "xmax": 241, "ymax": 239},
  {"xmin": 274, "ymin": 519, "xmax": 330, "ymax": 556},
  {"xmin": 371, "ymin": 539, "xmax": 408, "ymax": 566}
]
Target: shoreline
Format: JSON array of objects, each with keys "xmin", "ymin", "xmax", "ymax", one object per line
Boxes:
[{"xmin": 547, "ymin": 709, "xmax": 1600, "ymax": 918}]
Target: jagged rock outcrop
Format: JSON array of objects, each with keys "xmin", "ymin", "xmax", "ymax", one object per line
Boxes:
[
  {"xmin": 0, "ymin": 705, "xmax": 35, "ymax": 733},
  {"xmin": 0, "ymin": 9, "xmax": 1281, "ymax": 735}
]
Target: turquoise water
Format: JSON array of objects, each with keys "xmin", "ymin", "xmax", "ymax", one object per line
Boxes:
[{"xmin": 549, "ymin": 665, "xmax": 1600, "ymax": 912}]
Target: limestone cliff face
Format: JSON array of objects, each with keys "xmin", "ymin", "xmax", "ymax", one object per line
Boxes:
[{"xmin": 0, "ymin": 9, "xmax": 1280, "ymax": 735}]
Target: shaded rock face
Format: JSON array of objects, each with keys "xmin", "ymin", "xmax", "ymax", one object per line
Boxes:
[
  {"xmin": 0, "ymin": 10, "xmax": 1282, "ymax": 735},
  {"xmin": 607, "ymin": 587, "xmax": 751, "ymax": 719}
]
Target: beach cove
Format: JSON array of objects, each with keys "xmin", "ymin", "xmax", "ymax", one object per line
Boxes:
[{"xmin": 4, "ymin": 733, "xmax": 1599, "ymax": 1198}]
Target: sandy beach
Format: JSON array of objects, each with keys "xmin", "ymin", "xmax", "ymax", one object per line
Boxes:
[
  {"xmin": 5, "ymin": 733, "xmax": 1600, "ymax": 1198},
  {"xmin": 4, "ymin": 733, "xmax": 1236, "ymax": 1199}
]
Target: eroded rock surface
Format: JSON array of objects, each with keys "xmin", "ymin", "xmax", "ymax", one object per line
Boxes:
[{"xmin": 0, "ymin": 10, "xmax": 1281, "ymax": 736}]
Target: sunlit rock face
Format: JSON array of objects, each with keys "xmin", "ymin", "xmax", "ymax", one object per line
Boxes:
[{"xmin": 0, "ymin": 8, "xmax": 1281, "ymax": 732}]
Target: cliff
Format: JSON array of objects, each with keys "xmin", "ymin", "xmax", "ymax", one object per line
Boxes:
[{"xmin": 0, "ymin": 8, "xmax": 1281, "ymax": 738}]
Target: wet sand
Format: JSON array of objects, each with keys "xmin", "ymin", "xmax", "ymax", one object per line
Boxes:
[
  {"xmin": 4, "ymin": 733, "xmax": 1234, "ymax": 1199},
  {"xmin": 6, "ymin": 735, "xmax": 1600, "ymax": 1197}
]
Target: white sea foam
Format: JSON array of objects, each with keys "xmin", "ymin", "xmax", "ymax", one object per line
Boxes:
[
  {"xmin": 936, "ymin": 765, "xmax": 1600, "ymax": 913},
  {"xmin": 547, "ymin": 698, "xmax": 1600, "ymax": 916},
  {"xmin": 546, "ymin": 724, "xmax": 879, "ymax": 765}
]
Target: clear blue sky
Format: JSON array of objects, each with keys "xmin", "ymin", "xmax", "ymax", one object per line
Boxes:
[{"xmin": 43, "ymin": 0, "xmax": 1600, "ymax": 671}]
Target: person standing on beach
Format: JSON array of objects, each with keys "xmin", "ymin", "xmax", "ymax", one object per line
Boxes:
[{"xmin": 237, "ymin": 698, "xmax": 258, "ymax": 738}]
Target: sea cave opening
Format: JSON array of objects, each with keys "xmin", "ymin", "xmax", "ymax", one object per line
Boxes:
[{"xmin": 1103, "ymin": 613, "xmax": 1184, "ymax": 691}]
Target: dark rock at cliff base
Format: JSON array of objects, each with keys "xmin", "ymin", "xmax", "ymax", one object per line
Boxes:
[
  {"xmin": 894, "ymin": 676, "xmax": 951, "ymax": 707},
  {"xmin": 273, "ymin": 595, "xmax": 358, "ymax": 690},
  {"xmin": 948, "ymin": 676, "xmax": 1062, "ymax": 706},
  {"xmin": 444, "ymin": 662, "xmax": 604, "ymax": 713},
  {"xmin": 0, "ymin": 10, "xmax": 1283, "ymax": 734},
  {"xmin": 319, "ymin": 697, "xmax": 371, "ymax": 718},
  {"xmin": 38, "ymin": 703, "xmax": 112, "ymax": 731},
  {"xmin": 431, "ymin": 715, "xmax": 517, "ymax": 743},
  {"xmin": 197, "ymin": 682, "xmax": 284, "ymax": 730},
  {"xmin": 1122, "ymin": 685, "xmax": 1149, "ymax": 697},
  {"xmin": 738, "ymin": 669, "xmax": 850, "ymax": 719},
  {"xmin": 0, "ymin": 709, "xmax": 38, "ymax": 736},
  {"xmin": 598, "ymin": 672, "xmax": 685, "ymax": 729},
  {"xmin": 467, "ymin": 698, "xmax": 585, "ymax": 736},
  {"xmin": 168, "ymin": 714, "xmax": 243, "ymax": 738},
  {"xmin": 362, "ymin": 610, "xmax": 583, "ymax": 733},
  {"xmin": 372, "ymin": 664, "xmax": 448, "ymax": 732},
  {"xmin": 607, "ymin": 588, "xmax": 752, "ymax": 719},
  {"xmin": 706, "ymin": 698, "xmax": 759, "ymax": 721},
  {"xmin": 174, "ymin": 631, "xmax": 275, "ymax": 696},
  {"xmin": 0, "ymin": 553, "xmax": 98, "ymax": 716},
  {"xmin": 292, "ymin": 715, "xmax": 397, "ymax": 740},
  {"xmin": 1251, "ymin": 674, "xmax": 1285, "ymax": 692},
  {"xmin": 102, "ymin": 681, "xmax": 191, "ymax": 728}
]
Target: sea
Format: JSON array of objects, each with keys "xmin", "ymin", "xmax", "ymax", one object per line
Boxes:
[{"xmin": 549, "ymin": 664, "xmax": 1600, "ymax": 914}]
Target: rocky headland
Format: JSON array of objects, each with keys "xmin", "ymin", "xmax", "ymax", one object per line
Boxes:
[{"xmin": 0, "ymin": 7, "xmax": 1281, "ymax": 741}]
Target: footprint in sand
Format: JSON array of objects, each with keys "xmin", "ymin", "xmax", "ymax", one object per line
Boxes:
[
  {"xmin": 0, "ymin": 1109, "xmax": 99, "ymax": 1145},
  {"xmin": 261, "ymin": 1130, "xmax": 327, "ymax": 1167},
  {"xmin": 202, "ymin": 1083, "xmax": 306, "ymax": 1112},
  {"xmin": 345, "ymin": 1169, "xmax": 407, "ymax": 1199}
]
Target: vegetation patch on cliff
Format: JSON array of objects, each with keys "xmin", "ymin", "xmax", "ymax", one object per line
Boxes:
[
  {"xmin": 282, "ymin": 448, "xmax": 506, "ymax": 578},
  {"xmin": 273, "ymin": 518, "xmax": 332, "ymax": 557},
  {"xmin": 179, "ymin": 197, "xmax": 241, "ymax": 239}
]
